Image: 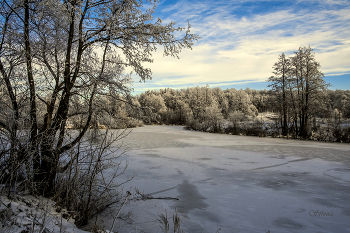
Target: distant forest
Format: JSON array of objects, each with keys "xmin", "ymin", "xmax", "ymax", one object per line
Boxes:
[
  {"xmin": 72, "ymin": 86, "xmax": 350, "ymax": 143},
  {"xmin": 76, "ymin": 46, "xmax": 349, "ymax": 143}
]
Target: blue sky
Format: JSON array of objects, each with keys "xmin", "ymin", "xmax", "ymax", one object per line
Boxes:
[{"xmin": 131, "ymin": 0, "xmax": 350, "ymax": 94}]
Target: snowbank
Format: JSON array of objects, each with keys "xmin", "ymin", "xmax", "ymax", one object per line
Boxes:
[{"xmin": 0, "ymin": 195, "xmax": 89, "ymax": 233}]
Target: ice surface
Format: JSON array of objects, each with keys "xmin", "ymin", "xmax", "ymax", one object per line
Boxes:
[{"xmin": 98, "ymin": 126, "xmax": 350, "ymax": 233}]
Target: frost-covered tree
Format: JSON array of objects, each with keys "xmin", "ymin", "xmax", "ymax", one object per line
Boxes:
[
  {"xmin": 0, "ymin": 0, "xmax": 199, "ymax": 196},
  {"xmin": 202, "ymin": 100, "xmax": 224, "ymax": 132},
  {"xmin": 291, "ymin": 46, "xmax": 329, "ymax": 137},
  {"xmin": 138, "ymin": 92, "xmax": 167, "ymax": 123},
  {"xmin": 188, "ymin": 86, "xmax": 205, "ymax": 118},
  {"xmin": 268, "ymin": 47, "xmax": 329, "ymax": 138},
  {"xmin": 268, "ymin": 53, "xmax": 291, "ymax": 136},
  {"xmin": 226, "ymin": 89, "xmax": 258, "ymax": 117}
]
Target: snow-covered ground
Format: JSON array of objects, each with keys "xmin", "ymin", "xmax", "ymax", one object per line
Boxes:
[
  {"xmin": 0, "ymin": 195, "xmax": 89, "ymax": 233},
  {"xmin": 3, "ymin": 125, "xmax": 349, "ymax": 233},
  {"xmin": 94, "ymin": 125, "xmax": 350, "ymax": 233}
]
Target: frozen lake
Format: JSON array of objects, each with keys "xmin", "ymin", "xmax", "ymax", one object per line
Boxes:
[{"xmin": 102, "ymin": 125, "xmax": 350, "ymax": 233}]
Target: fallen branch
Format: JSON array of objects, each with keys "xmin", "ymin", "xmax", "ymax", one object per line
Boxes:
[
  {"xmin": 131, "ymin": 194, "xmax": 179, "ymax": 201},
  {"xmin": 147, "ymin": 196, "xmax": 179, "ymax": 200}
]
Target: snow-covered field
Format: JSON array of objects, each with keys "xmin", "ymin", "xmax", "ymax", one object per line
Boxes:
[
  {"xmin": 94, "ymin": 125, "xmax": 350, "ymax": 233},
  {"xmin": 3, "ymin": 125, "xmax": 349, "ymax": 233}
]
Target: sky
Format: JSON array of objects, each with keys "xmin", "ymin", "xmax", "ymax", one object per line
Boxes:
[{"xmin": 130, "ymin": 0, "xmax": 350, "ymax": 95}]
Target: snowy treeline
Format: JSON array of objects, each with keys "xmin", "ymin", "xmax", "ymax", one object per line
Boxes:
[
  {"xmin": 118, "ymin": 86, "xmax": 349, "ymax": 142},
  {"xmin": 76, "ymin": 84, "xmax": 350, "ymax": 142},
  {"xmin": 137, "ymin": 86, "xmax": 259, "ymax": 127}
]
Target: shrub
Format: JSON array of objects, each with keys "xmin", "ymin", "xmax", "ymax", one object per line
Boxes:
[
  {"xmin": 333, "ymin": 126, "xmax": 350, "ymax": 143},
  {"xmin": 52, "ymin": 129, "xmax": 132, "ymax": 227},
  {"xmin": 245, "ymin": 126, "xmax": 266, "ymax": 137}
]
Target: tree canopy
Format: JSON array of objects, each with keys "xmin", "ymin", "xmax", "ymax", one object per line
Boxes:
[{"xmin": 0, "ymin": 0, "xmax": 199, "ymax": 196}]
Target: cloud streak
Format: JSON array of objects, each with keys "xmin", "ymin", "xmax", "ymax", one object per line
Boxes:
[{"xmin": 132, "ymin": 0, "xmax": 350, "ymax": 94}]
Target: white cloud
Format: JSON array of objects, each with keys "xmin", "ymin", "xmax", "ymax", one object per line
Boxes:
[
  {"xmin": 297, "ymin": 0, "xmax": 350, "ymax": 5},
  {"xmin": 133, "ymin": 0, "xmax": 350, "ymax": 92}
]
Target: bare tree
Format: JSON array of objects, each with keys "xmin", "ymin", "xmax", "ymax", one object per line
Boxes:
[
  {"xmin": 0, "ymin": 0, "xmax": 199, "ymax": 197},
  {"xmin": 268, "ymin": 53, "xmax": 290, "ymax": 136},
  {"xmin": 291, "ymin": 46, "xmax": 329, "ymax": 137},
  {"xmin": 268, "ymin": 47, "xmax": 329, "ymax": 138}
]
